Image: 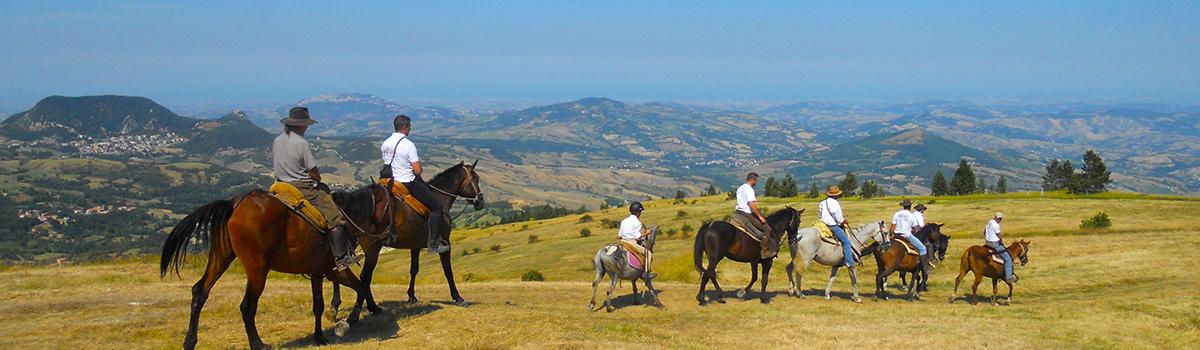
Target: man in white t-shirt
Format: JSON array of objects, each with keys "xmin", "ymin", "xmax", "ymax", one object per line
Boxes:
[
  {"xmin": 913, "ymin": 203, "xmax": 927, "ymax": 232},
  {"xmin": 983, "ymin": 212, "xmax": 1014, "ymax": 282},
  {"xmin": 734, "ymin": 172, "xmax": 772, "ymax": 259},
  {"xmin": 818, "ymin": 185, "xmax": 858, "ymax": 268},
  {"xmin": 381, "ymin": 115, "xmax": 449, "ymax": 253},
  {"xmin": 618, "ymin": 201, "xmax": 655, "ymax": 280},
  {"xmin": 891, "ymin": 199, "xmax": 929, "ymax": 273}
]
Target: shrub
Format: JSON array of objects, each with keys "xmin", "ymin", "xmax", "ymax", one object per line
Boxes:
[
  {"xmin": 676, "ymin": 210, "xmax": 688, "ymax": 219},
  {"xmin": 579, "ymin": 228, "xmax": 592, "ymax": 237},
  {"xmin": 681, "ymin": 223, "xmax": 694, "ymax": 233},
  {"xmin": 1081, "ymin": 212, "xmax": 1112, "ymax": 230},
  {"xmin": 472, "ymin": 247, "xmax": 482, "ymax": 254},
  {"xmin": 463, "ymin": 273, "xmax": 479, "ymax": 282},
  {"xmin": 521, "ymin": 269, "xmax": 545, "ymax": 282},
  {"xmin": 600, "ymin": 218, "xmax": 621, "ymax": 229},
  {"xmin": 528, "ymin": 234, "xmax": 539, "ymax": 244},
  {"xmin": 489, "ymin": 244, "xmax": 502, "ymax": 253},
  {"xmin": 666, "ymin": 228, "xmax": 678, "ymax": 236},
  {"xmin": 460, "ymin": 249, "xmax": 471, "ymax": 256},
  {"xmin": 520, "ymin": 224, "xmax": 529, "ymax": 231},
  {"xmin": 578, "ymin": 214, "xmax": 594, "ymax": 223}
]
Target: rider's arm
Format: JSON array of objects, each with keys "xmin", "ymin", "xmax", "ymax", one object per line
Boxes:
[
  {"xmin": 749, "ymin": 201, "xmax": 766, "ymax": 222},
  {"xmin": 307, "ymin": 167, "xmax": 322, "ymax": 183},
  {"xmin": 411, "ymin": 161, "xmax": 423, "ymax": 177}
]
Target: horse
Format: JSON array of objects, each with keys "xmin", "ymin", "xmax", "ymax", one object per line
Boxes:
[
  {"xmin": 784, "ymin": 220, "xmax": 885, "ymax": 303},
  {"xmin": 333, "ymin": 161, "xmax": 485, "ymax": 314},
  {"xmin": 693, "ymin": 207, "xmax": 803, "ymax": 305},
  {"xmin": 867, "ymin": 223, "xmax": 948, "ymax": 301},
  {"xmin": 898, "ymin": 223, "xmax": 950, "ymax": 292},
  {"xmin": 950, "ymin": 240, "xmax": 1031, "ymax": 306},
  {"xmin": 159, "ymin": 183, "xmax": 391, "ymax": 350},
  {"xmin": 588, "ymin": 227, "xmax": 661, "ymax": 312}
]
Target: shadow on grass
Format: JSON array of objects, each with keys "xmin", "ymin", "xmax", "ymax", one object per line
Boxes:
[
  {"xmin": 599, "ymin": 287, "xmax": 667, "ymax": 311},
  {"xmin": 278, "ymin": 301, "xmax": 442, "ymax": 348}
]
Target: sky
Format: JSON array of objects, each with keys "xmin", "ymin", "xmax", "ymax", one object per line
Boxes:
[{"xmin": 0, "ymin": 1, "xmax": 1197, "ymax": 111}]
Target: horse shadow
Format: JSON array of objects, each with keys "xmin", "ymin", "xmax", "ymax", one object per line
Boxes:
[
  {"xmin": 701, "ymin": 289, "xmax": 789, "ymax": 304},
  {"xmin": 603, "ymin": 288, "xmax": 666, "ymax": 311},
  {"xmin": 278, "ymin": 301, "xmax": 442, "ymax": 348}
]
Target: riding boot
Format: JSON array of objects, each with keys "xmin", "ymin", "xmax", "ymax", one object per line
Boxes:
[
  {"xmin": 330, "ymin": 226, "xmax": 359, "ymax": 271},
  {"xmin": 641, "ymin": 251, "xmax": 657, "ymax": 280},
  {"xmin": 426, "ymin": 215, "xmax": 450, "ymax": 254},
  {"xmin": 918, "ymin": 254, "xmax": 932, "ymax": 276}
]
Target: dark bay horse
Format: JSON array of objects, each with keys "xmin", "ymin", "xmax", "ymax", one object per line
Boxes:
[
  {"xmin": 337, "ymin": 161, "xmax": 484, "ymax": 312},
  {"xmin": 159, "ymin": 183, "xmax": 391, "ymax": 350},
  {"xmin": 867, "ymin": 223, "xmax": 946, "ymax": 301},
  {"xmin": 898, "ymin": 223, "xmax": 950, "ymax": 292},
  {"xmin": 950, "ymin": 240, "xmax": 1030, "ymax": 305},
  {"xmin": 693, "ymin": 207, "xmax": 803, "ymax": 305}
]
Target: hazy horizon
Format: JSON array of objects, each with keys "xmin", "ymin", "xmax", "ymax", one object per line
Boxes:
[{"xmin": 1, "ymin": 1, "xmax": 1197, "ymax": 112}]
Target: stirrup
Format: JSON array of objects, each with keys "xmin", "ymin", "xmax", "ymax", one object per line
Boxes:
[
  {"xmin": 333, "ymin": 253, "xmax": 363, "ymax": 271},
  {"xmin": 427, "ymin": 240, "xmax": 451, "ymax": 254}
]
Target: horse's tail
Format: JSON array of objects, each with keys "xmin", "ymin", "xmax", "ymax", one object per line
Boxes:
[
  {"xmin": 160, "ymin": 198, "xmax": 235, "ymax": 278},
  {"xmin": 958, "ymin": 247, "xmax": 972, "ymax": 274},
  {"xmin": 694, "ymin": 222, "xmax": 710, "ymax": 275}
]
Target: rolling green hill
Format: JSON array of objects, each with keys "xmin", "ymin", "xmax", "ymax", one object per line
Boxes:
[
  {"xmin": 0, "ymin": 95, "xmax": 196, "ymax": 140},
  {"xmin": 180, "ymin": 111, "xmax": 273, "ymax": 153}
]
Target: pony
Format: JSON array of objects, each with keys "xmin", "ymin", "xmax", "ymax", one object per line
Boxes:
[
  {"xmin": 784, "ymin": 220, "xmax": 886, "ymax": 303},
  {"xmin": 693, "ymin": 207, "xmax": 803, "ymax": 305},
  {"xmin": 587, "ymin": 227, "xmax": 661, "ymax": 312},
  {"xmin": 950, "ymin": 240, "xmax": 1031, "ymax": 306},
  {"xmin": 159, "ymin": 183, "xmax": 392, "ymax": 350}
]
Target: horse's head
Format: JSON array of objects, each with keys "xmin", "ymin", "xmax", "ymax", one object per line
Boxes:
[
  {"xmin": 431, "ymin": 160, "xmax": 486, "ymax": 210},
  {"xmin": 333, "ymin": 182, "xmax": 395, "ymax": 237},
  {"xmin": 644, "ymin": 226, "xmax": 659, "ymax": 252},
  {"xmin": 1015, "ymin": 240, "xmax": 1030, "ymax": 266},
  {"xmin": 927, "ymin": 223, "xmax": 949, "ymax": 262},
  {"xmin": 768, "ymin": 206, "xmax": 805, "ymax": 240}
]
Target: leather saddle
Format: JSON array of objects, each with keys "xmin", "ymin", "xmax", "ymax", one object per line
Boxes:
[
  {"xmin": 896, "ymin": 239, "xmax": 921, "ymax": 256},
  {"xmin": 985, "ymin": 246, "xmax": 1007, "ymax": 264},
  {"xmin": 377, "ymin": 178, "xmax": 431, "ymax": 217},
  {"xmin": 267, "ymin": 182, "xmax": 332, "ymax": 231}
]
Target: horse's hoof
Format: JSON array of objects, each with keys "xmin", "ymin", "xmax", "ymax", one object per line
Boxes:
[
  {"xmin": 851, "ymin": 297, "xmax": 863, "ymax": 304},
  {"xmin": 606, "ymin": 307, "xmax": 614, "ymax": 313},
  {"xmin": 760, "ymin": 298, "xmax": 770, "ymax": 305},
  {"xmin": 407, "ymin": 297, "xmax": 419, "ymax": 304},
  {"xmin": 453, "ymin": 298, "xmax": 468, "ymax": 307},
  {"xmin": 587, "ymin": 303, "xmax": 596, "ymax": 312},
  {"xmin": 736, "ymin": 290, "xmax": 747, "ymax": 299},
  {"xmin": 368, "ymin": 305, "xmax": 384, "ymax": 315},
  {"xmin": 334, "ymin": 321, "xmax": 350, "ymax": 337}
]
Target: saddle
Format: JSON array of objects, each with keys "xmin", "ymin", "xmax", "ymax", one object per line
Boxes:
[
  {"xmin": 267, "ymin": 182, "xmax": 332, "ymax": 231},
  {"xmin": 985, "ymin": 246, "xmax": 1007, "ymax": 264},
  {"xmin": 376, "ymin": 178, "xmax": 431, "ymax": 217},
  {"xmin": 814, "ymin": 223, "xmax": 839, "ymax": 245},
  {"xmin": 896, "ymin": 238, "xmax": 921, "ymax": 256},
  {"xmin": 725, "ymin": 215, "xmax": 779, "ymax": 257},
  {"xmin": 617, "ymin": 241, "xmax": 646, "ymax": 270}
]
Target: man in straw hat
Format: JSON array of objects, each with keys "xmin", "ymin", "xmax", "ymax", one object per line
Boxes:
[
  {"xmin": 818, "ymin": 185, "xmax": 858, "ymax": 268},
  {"xmin": 891, "ymin": 199, "xmax": 929, "ymax": 273},
  {"xmin": 273, "ymin": 106, "xmax": 359, "ymax": 271}
]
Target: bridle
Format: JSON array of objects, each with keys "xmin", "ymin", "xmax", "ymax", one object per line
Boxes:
[{"xmin": 429, "ymin": 165, "xmax": 483, "ymax": 203}]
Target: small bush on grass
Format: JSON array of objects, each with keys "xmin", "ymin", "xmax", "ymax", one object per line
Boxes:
[
  {"xmin": 528, "ymin": 234, "xmax": 539, "ymax": 244},
  {"xmin": 579, "ymin": 215, "xmax": 594, "ymax": 223},
  {"xmin": 521, "ymin": 269, "xmax": 545, "ymax": 282},
  {"xmin": 676, "ymin": 210, "xmax": 688, "ymax": 219},
  {"xmin": 489, "ymin": 244, "xmax": 502, "ymax": 253},
  {"xmin": 579, "ymin": 228, "xmax": 592, "ymax": 237},
  {"xmin": 1081, "ymin": 212, "xmax": 1112, "ymax": 230}
]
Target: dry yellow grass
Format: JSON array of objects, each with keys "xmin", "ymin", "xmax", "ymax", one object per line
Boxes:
[{"xmin": 1, "ymin": 195, "xmax": 1197, "ymax": 349}]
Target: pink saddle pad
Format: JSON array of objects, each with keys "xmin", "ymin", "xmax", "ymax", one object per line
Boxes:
[{"xmin": 626, "ymin": 250, "xmax": 643, "ymax": 270}]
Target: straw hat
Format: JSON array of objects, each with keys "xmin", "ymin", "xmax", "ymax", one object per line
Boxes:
[{"xmin": 826, "ymin": 186, "xmax": 843, "ymax": 197}]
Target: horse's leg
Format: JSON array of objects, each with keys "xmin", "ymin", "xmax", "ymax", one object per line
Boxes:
[
  {"xmin": 706, "ymin": 255, "xmax": 727, "ymax": 303},
  {"xmin": 329, "ymin": 268, "xmax": 367, "ymax": 325},
  {"xmin": 848, "ymin": 265, "xmax": 862, "ymax": 303},
  {"xmin": 825, "ymin": 266, "xmax": 840, "ymax": 300},
  {"xmin": 354, "ymin": 242, "xmax": 383, "ymax": 313},
  {"xmin": 604, "ymin": 272, "xmax": 618, "ymax": 312},
  {"xmin": 899, "ymin": 271, "xmax": 908, "ymax": 290},
  {"xmin": 786, "ymin": 260, "xmax": 797, "ymax": 297},
  {"xmin": 970, "ymin": 272, "xmax": 984, "ymax": 305},
  {"xmin": 407, "ymin": 248, "xmax": 420, "ymax": 303},
  {"xmin": 589, "ymin": 257, "xmax": 605, "ymax": 312},
  {"xmin": 631, "ymin": 277, "xmax": 641, "ymax": 305},
  {"xmin": 239, "ymin": 265, "xmax": 268, "ymax": 350},
  {"xmin": 182, "ymin": 252, "xmax": 234, "ymax": 350},
  {"xmin": 643, "ymin": 277, "xmax": 663, "ymax": 307},
  {"xmin": 759, "ymin": 259, "xmax": 773, "ymax": 304},
  {"xmin": 439, "ymin": 251, "xmax": 466, "ymax": 305},
  {"xmin": 310, "ymin": 274, "xmax": 329, "ymax": 345},
  {"xmin": 739, "ymin": 262, "xmax": 759, "ymax": 299},
  {"xmin": 990, "ymin": 278, "xmax": 1000, "ymax": 306},
  {"xmin": 328, "ymin": 277, "xmax": 341, "ymax": 321},
  {"xmin": 905, "ymin": 269, "xmax": 919, "ymax": 301},
  {"xmin": 951, "ymin": 263, "xmax": 969, "ymax": 304},
  {"xmin": 697, "ymin": 262, "xmax": 710, "ymax": 305},
  {"xmin": 1006, "ymin": 280, "xmax": 1015, "ymax": 305}
]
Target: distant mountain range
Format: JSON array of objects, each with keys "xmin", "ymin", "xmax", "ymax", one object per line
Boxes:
[
  {"xmin": 0, "ymin": 95, "xmax": 195, "ymax": 140},
  {"xmin": 238, "ymin": 93, "xmax": 462, "ymax": 137}
]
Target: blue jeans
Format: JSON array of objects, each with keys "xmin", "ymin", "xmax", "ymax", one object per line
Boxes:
[
  {"xmin": 829, "ymin": 225, "xmax": 857, "ymax": 267},
  {"xmin": 899, "ymin": 234, "xmax": 927, "ymax": 256},
  {"xmin": 986, "ymin": 241, "xmax": 1013, "ymax": 281}
]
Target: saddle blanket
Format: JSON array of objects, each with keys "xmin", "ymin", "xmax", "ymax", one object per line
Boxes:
[
  {"xmin": 727, "ymin": 215, "xmax": 763, "ymax": 243},
  {"xmin": 619, "ymin": 241, "xmax": 646, "ymax": 269},
  {"xmin": 606, "ymin": 244, "xmax": 643, "ymax": 270},
  {"xmin": 377, "ymin": 179, "xmax": 431, "ymax": 217},
  {"xmin": 896, "ymin": 239, "xmax": 920, "ymax": 256},
  {"xmin": 815, "ymin": 223, "xmax": 839, "ymax": 245},
  {"xmin": 268, "ymin": 182, "xmax": 330, "ymax": 230},
  {"xmin": 986, "ymin": 247, "xmax": 1006, "ymax": 264}
]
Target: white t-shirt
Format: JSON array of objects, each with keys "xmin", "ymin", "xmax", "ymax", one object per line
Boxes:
[
  {"xmin": 735, "ymin": 183, "xmax": 756, "ymax": 214},
  {"xmin": 618, "ymin": 215, "xmax": 643, "ymax": 241},
  {"xmin": 913, "ymin": 211, "xmax": 926, "ymax": 227},
  {"xmin": 818, "ymin": 198, "xmax": 844, "ymax": 226},
  {"xmin": 892, "ymin": 210, "xmax": 917, "ymax": 236},
  {"xmin": 380, "ymin": 132, "xmax": 419, "ymax": 182},
  {"xmin": 984, "ymin": 219, "xmax": 1002, "ymax": 242}
]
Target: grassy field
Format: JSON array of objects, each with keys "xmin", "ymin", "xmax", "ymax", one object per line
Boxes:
[{"xmin": 1, "ymin": 194, "xmax": 1198, "ymax": 349}]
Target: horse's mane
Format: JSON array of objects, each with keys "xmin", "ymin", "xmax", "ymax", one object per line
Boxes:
[
  {"xmin": 333, "ymin": 184, "xmax": 378, "ymax": 225},
  {"xmin": 767, "ymin": 207, "xmax": 797, "ymax": 221},
  {"xmin": 429, "ymin": 163, "xmax": 466, "ymax": 187}
]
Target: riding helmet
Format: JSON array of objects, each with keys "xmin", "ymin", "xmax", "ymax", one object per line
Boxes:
[{"xmin": 629, "ymin": 201, "xmax": 645, "ymax": 214}]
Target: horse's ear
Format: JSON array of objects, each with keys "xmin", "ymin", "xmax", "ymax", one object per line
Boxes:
[
  {"xmin": 797, "ymin": 208, "xmax": 806, "ymax": 214},
  {"xmin": 458, "ymin": 160, "xmax": 465, "ymax": 165},
  {"xmin": 472, "ymin": 159, "xmax": 479, "ymax": 168}
]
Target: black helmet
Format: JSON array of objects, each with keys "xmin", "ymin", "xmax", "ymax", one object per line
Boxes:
[{"xmin": 629, "ymin": 201, "xmax": 645, "ymax": 214}]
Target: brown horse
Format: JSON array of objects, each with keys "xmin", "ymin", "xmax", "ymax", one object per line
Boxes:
[
  {"xmin": 159, "ymin": 183, "xmax": 391, "ymax": 350},
  {"xmin": 868, "ymin": 224, "xmax": 945, "ymax": 301},
  {"xmin": 950, "ymin": 240, "xmax": 1031, "ymax": 305},
  {"xmin": 336, "ymin": 161, "xmax": 484, "ymax": 312},
  {"xmin": 693, "ymin": 207, "xmax": 803, "ymax": 305}
]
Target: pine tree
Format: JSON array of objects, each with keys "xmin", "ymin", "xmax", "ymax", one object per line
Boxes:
[
  {"xmin": 931, "ymin": 171, "xmax": 949, "ymax": 196},
  {"xmin": 1042, "ymin": 159, "xmax": 1061, "ymax": 191},
  {"xmin": 764, "ymin": 177, "xmax": 778, "ymax": 197},
  {"xmin": 807, "ymin": 182, "xmax": 820, "ymax": 198},
  {"xmin": 780, "ymin": 174, "xmax": 799, "ymax": 197},
  {"xmin": 1077, "ymin": 150, "xmax": 1112, "ymax": 194},
  {"xmin": 860, "ymin": 180, "xmax": 882, "ymax": 198},
  {"xmin": 997, "ymin": 176, "xmax": 1008, "ymax": 194},
  {"xmin": 705, "ymin": 184, "xmax": 718, "ymax": 196},
  {"xmin": 838, "ymin": 172, "xmax": 859, "ymax": 195},
  {"xmin": 950, "ymin": 159, "xmax": 977, "ymax": 195},
  {"xmin": 976, "ymin": 177, "xmax": 988, "ymax": 194},
  {"xmin": 674, "ymin": 189, "xmax": 686, "ymax": 201}
]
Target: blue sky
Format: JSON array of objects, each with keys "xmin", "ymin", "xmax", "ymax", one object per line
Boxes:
[{"xmin": 0, "ymin": 1, "xmax": 1197, "ymax": 110}]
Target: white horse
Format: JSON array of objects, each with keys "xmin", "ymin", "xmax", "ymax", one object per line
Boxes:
[
  {"xmin": 588, "ymin": 228, "xmax": 661, "ymax": 312},
  {"xmin": 785, "ymin": 221, "xmax": 886, "ymax": 303}
]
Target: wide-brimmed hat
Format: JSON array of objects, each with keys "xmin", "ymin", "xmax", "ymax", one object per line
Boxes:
[
  {"xmin": 826, "ymin": 186, "xmax": 843, "ymax": 197},
  {"xmin": 915, "ymin": 204, "xmax": 927, "ymax": 211},
  {"xmin": 280, "ymin": 107, "xmax": 318, "ymax": 127},
  {"xmin": 899, "ymin": 199, "xmax": 913, "ymax": 207}
]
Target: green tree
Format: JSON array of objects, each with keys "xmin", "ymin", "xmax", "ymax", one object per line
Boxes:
[
  {"xmin": 1075, "ymin": 150, "xmax": 1112, "ymax": 194},
  {"xmin": 807, "ymin": 182, "xmax": 820, "ymax": 198},
  {"xmin": 764, "ymin": 176, "xmax": 778, "ymax": 197},
  {"xmin": 950, "ymin": 159, "xmax": 977, "ymax": 195},
  {"xmin": 674, "ymin": 189, "xmax": 686, "ymax": 203},
  {"xmin": 838, "ymin": 172, "xmax": 859, "ymax": 195},
  {"xmin": 1043, "ymin": 159, "xmax": 1075, "ymax": 191},
  {"xmin": 704, "ymin": 184, "xmax": 718, "ymax": 196},
  {"xmin": 976, "ymin": 177, "xmax": 988, "ymax": 194},
  {"xmin": 779, "ymin": 174, "xmax": 799, "ymax": 197},
  {"xmin": 996, "ymin": 176, "xmax": 1008, "ymax": 194},
  {"xmin": 860, "ymin": 180, "xmax": 882, "ymax": 198},
  {"xmin": 931, "ymin": 171, "xmax": 949, "ymax": 196}
]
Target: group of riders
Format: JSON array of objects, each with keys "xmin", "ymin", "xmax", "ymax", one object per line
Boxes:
[{"xmin": 272, "ymin": 107, "xmax": 1016, "ymax": 285}]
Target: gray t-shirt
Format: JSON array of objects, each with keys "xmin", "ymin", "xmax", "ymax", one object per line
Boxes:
[{"xmin": 272, "ymin": 132, "xmax": 317, "ymax": 183}]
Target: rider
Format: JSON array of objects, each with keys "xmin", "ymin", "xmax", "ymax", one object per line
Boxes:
[
  {"xmin": 381, "ymin": 114, "xmax": 449, "ymax": 253},
  {"xmin": 618, "ymin": 201, "xmax": 656, "ymax": 280},
  {"xmin": 984, "ymin": 212, "xmax": 1016, "ymax": 283},
  {"xmin": 891, "ymin": 199, "xmax": 929, "ymax": 273},
  {"xmin": 818, "ymin": 185, "xmax": 856, "ymax": 268},
  {"xmin": 913, "ymin": 203, "xmax": 927, "ymax": 232},
  {"xmin": 735, "ymin": 172, "xmax": 773, "ymax": 259},
  {"xmin": 273, "ymin": 107, "xmax": 357, "ymax": 271}
]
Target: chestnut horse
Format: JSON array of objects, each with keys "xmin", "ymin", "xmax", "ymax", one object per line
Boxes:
[
  {"xmin": 693, "ymin": 207, "xmax": 803, "ymax": 305},
  {"xmin": 160, "ymin": 183, "xmax": 392, "ymax": 350},
  {"xmin": 867, "ymin": 223, "xmax": 946, "ymax": 301},
  {"xmin": 950, "ymin": 240, "xmax": 1030, "ymax": 305},
  {"xmin": 334, "ymin": 161, "xmax": 484, "ymax": 313}
]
